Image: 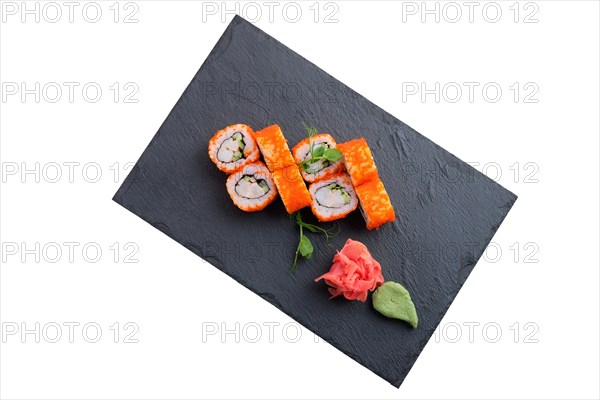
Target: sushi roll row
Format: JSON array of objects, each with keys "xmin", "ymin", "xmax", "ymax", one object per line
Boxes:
[
  {"xmin": 291, "ymin": 133, "xmax": 394, "ymax": 230},
  {"xmin": 208, "ymin": 123, "xmax": 311, "ymax": 214},
  {"xmin": 207, "ymin": 124, "xmax": 395, "ymax": 230},
  {"xmin": 208, "ymin": 124, "xmax": 276, "ymax": 212},
  {"xmin": 291, "ymin": 134, "xmax": 359, "ymax": 222}
]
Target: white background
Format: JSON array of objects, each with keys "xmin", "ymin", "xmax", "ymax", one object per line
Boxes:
[{"xmin": 1, "ymin": 1, "xmax": 599, "ymax": 399}]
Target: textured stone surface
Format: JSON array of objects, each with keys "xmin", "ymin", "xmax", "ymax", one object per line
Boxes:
[{"xmin": 113, "ymin": 16, "xmax": 517, "ymax": 387}]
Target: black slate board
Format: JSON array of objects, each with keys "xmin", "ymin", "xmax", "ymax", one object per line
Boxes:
[{"xmin": 113, "ymin": 16, "xmax": 517, "ymax": 387}]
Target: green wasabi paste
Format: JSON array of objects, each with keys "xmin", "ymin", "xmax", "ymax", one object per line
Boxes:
[{"xmin": 372, "ymin": 281, "xmax": 418, "ymax": 329}]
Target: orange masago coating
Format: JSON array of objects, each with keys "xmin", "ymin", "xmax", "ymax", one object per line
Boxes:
[
  {"xmin": 336, "ymin": 138, "xmax": 379, "ymax": 187},
  {"xmin": 253, "ymin": 125, "xmax": 296, "ymax": 171},
  {"xmin": 355, "ymin": 178, "xmax": 396, "ymax": 230},
  {"xmin": 272, "ymin": 164, "xmax": 312, "ymax": 214},
  {"xmin": 254, "ymin": 124, "xmax": 311, "ymax": 214}
]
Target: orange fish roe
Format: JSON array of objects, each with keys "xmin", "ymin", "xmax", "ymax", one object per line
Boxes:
[
  {"xmin": 272, "ymin": 164, "xmax": 312, "ymax": 214},
  {"xmin": 253, "ymin": 125, "xmax": 296, "ymax": 171},
  {"xmin": 254, "ymin": 124, "xmax": 311, "ymax": 214},
  {"xmin": 354, "ymin": 178, "xmax": 396, "ymax": 230},
  {"xmin": 337, "ymin": 138, "xmax": 379, "ymax": 187}
]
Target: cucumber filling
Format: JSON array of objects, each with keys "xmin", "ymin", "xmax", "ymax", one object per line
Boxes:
[
  {"xmin": 217, "ymin": 132, "xmax": 246, "ymax": 163},
  {"xmin": 315, "ymin": 183, "xmax": 351, "ymax": 208},
  {"xmin": 235, "ymin": 175, "xmax": 270, "ymax": 199}
]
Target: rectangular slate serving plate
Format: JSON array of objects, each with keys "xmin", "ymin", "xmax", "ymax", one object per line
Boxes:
[{"xmin": 113, "ymin": 16, "xmax": 517, "ymax": 387}]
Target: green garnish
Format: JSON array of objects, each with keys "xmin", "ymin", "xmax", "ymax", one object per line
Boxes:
[
  {"xmin": 372, "ymin": 281, "xmax": 419, "ymax": 328},
  {"xmin": 290, "ymin": 211, "xmax": 338, "ymax": 272},
  {"xmin": 298, "ymin": 124, "xmax": 342, "ymax": 172},
  {"xmin": 312, "ymin": 144, "xmax": 325, "ymax": 158},
  {"xmin": 298, "ymin": 235, "xmax": 313, "ymax": 259}
]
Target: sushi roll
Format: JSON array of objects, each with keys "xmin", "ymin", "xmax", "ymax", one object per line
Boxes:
[
  {"xmin": 309, "ymin": 173, "xmax": 358, "ymax": 222},
  {"xmin": 253, "ymin": 124, "xmax": 296, "ymax": 171},
  {"xmin": 272, "ymin": 165, "xmax": 312, "ymax": 214},
  {"xmin": 226, "ymin": 161, "xmax": 278, "ymax": 212},
  {"xmin": 208, "ymin": 124, "xmax": 260, "ymax": 174},
  {"xmin": 253, "ymin": 124, "xmax": 312, "ymax": 214},
  {"xmin": 292, "ymin": 133, "xmax": 344, "ymax": 183},
  {"xmin": 336, "ymin": 138, "xmax": 379, "ymax": 187},
  {"xmin": 354, "ymin": 178, "xmax": 396, "ymax": 230}
]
